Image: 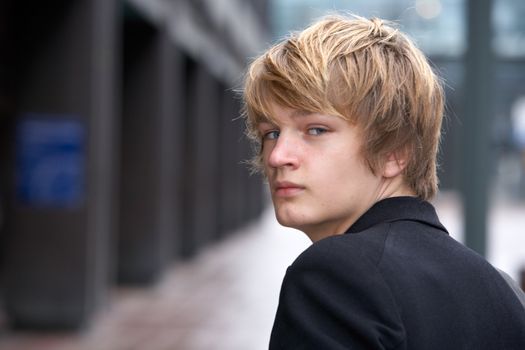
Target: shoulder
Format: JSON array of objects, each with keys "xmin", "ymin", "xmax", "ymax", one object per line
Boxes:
[
  {"xmin": 284, "ymin": 229, "xmax": 397, "ymax": 310},
  {"xmin": 282, "ymin": 225, "xmax": 403, "ymax": 322},
  {"xmin": 272, "ymin": 226, "xmax": 406, "ymax": 349},
  {"xmin": 290, "ymin": 223, "xmax": 391, "ymax": 274}
]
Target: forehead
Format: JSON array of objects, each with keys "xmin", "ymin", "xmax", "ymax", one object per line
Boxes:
[
  {"xmin": 263, "ymin": 103, "xmax": 310, "ymax": 122},
  {"xmin": 257, "ymin": 101, "xmax": 324, "ymax": 123}
]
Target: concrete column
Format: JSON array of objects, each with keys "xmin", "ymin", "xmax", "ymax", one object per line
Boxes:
[
  {"xmin": 461, "ymin": 0, "xmax": 493, "ymax": 256},
  {"xmin": 3, "ymin": 0, "xmax": 118, "ymax": 328},
  {"xmin": 118, "ymin": 14, "xmax": 183, "ymax": 283},
  {"xmin": 0, "ymin": 1, "xmax": 14, "ymax": 284},
  {"xmin": 216, "ymin": 87, "xmax": 249, "ymax": 236},
  {"xmin": 233, "ymin": 98, "xmax": 260, "ymax": 226},
  {"xmin": 180, "ymin": 62, "xmax": 220, "ymax": 256}
]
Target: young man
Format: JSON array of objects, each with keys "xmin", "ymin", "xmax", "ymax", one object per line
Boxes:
[{"xmin": 243, "ymin": 15, "xmax": 525, "ymax": 349}]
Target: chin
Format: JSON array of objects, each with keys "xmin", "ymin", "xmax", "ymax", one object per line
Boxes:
[
  {"xmin": 275, "ymin": 212, "xmax": 298, "ymax": 228},
  {"xmin": 274, "ymin": 213, "xmax": 308, "ymax": 232},
  {"xmin": 275, "ymin": 215, "xmax": 294, "ymax": 228},
  {"xmin": 274, "ymin": 204, "xmax": 315, "ymax": 229}
]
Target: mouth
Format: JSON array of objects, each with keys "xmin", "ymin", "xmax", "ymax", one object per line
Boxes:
[{"xmin": 273, "ymin": 181, "xmax": 305, "ymax": 197}]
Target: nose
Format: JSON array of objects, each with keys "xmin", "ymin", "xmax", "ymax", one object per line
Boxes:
[{"xmin": 267, "ymin": 133, "xmax": 300, "ymax": 169}]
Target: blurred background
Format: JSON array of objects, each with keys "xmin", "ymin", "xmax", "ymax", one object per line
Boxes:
[{"xmin": 0, "ymin": 0, "xmax": 524, "ymax": 349}]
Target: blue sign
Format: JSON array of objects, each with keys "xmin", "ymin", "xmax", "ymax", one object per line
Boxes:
[{"xmin": 16, "ymin": 114, "xmax": 86, "ymax": 207}]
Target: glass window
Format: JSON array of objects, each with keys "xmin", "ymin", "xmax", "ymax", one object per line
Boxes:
[
  {"xmin": 270, "ymin": 0, "xmax": 466, "ymax": 57},
  {"xmin": 493, "ymin": 0, "xmax": 525, "ymax": 58}
]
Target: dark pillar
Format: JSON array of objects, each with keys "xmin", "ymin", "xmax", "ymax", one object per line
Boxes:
[
  {"xmin": 119, "ymin": 14, "xmax": 183, "ymax": 283},
  {"xmin": 234, "ymin": 98, "xmax": 260, "ymax": 226},
  {"xmin": 230, "ymin": 96, "xmax": 248, "ymax": 227},
  {"xmin": 181, "ymin": 62, "xmax": 220, "ymax": 256},
  {"xmin": 217, "ymin": 87, "xmax": 251, "ymax": 236},
  {"xmin": 217, "ymin": 87, "xmax": 233, "ymax": 237},
  {"xmin": 0, "ymin": 1, "xmax": 14, "ymax": 289},
  {"xmin": 3, "ymin": 0, "xmax": 118, "ymax": 328},
  {"xmin": 461, "ymin": 0, "xmax": 493, "ymax": 256}
]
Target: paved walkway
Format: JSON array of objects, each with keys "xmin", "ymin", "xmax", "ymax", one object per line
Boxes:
[{"xmin": 0, "ymin": 191, "xmax": 523, "ymax": 350}]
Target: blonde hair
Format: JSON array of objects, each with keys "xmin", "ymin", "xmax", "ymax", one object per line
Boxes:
[{"xmin": 243, "ymin": 14, "xmax": 444, "ymax": 200}]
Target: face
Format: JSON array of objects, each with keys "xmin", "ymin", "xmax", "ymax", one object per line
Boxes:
[{"xmin": 258, "ymin": 103, "xmax": 397, "ymax": 242}]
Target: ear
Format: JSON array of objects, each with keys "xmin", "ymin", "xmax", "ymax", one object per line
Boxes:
[{"xmin": 382, "ymin": 150, "xmax": 408, "ymax": 178}]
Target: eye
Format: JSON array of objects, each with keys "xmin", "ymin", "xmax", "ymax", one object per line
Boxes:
[
  {"xmin": 263, "ymin": 130, "xmax": 280, "ymax": 140},
  {"xmin": 307, "ymin": 127, "xmax": 328, "ymax": 136}
]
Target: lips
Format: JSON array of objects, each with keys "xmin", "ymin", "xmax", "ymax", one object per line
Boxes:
[{"xmin": 273, "ymin": 181, "xmax": 305, "ymax": 197}]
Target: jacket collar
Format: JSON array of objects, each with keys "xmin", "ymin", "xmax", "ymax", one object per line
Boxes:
[{"xmin": 346, "ymin": 196, "xmax": 448, "ymax": 234}]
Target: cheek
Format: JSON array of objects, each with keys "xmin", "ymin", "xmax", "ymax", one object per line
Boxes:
[
  {"xmin": 310, "ymin": 160, "xmax": 351, "ymax": 204},
  {"xmin": 320, "ymin": 153, "xmax": 375, "ymax": 195}
]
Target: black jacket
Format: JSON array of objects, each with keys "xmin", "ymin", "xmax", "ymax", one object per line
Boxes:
[{"xmin": 269, "ymin": 196, "xmax": 525, "ymax": 349}]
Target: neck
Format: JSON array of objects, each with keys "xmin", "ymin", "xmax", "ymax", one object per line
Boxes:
[{"xmin": 304, "ymin": 176, "xmax": 415, "ymax": 242}]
